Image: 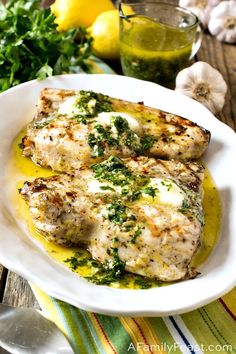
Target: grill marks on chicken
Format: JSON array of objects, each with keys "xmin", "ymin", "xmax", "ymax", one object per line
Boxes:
[
  {"xmin": 22, "ymin": 89, "xmax": 210, "ymax": 174},
  {"xmin": 19, "ymin": 89, "xmax": 210, "ymax": 283},
  {"xmin": 20, "ymin": 157, "xmax": 204, "ymax": 281},
  {"xmin": 20, "ymin": 175, "xmax": 97, "ymax": 246}
]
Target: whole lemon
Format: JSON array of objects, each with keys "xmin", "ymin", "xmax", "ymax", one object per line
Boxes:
[
  {"xmin": 88, "ymin": 10, "xmax": 120, "ymax": 60},
  {"xmin": 51, "ymin": 0, "xmax": 115, "ymax": 31}
]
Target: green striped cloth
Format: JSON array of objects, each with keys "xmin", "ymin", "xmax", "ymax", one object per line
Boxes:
[
  {"xmin": 32, "ymin": 286, "xmax": 236, "ymax": 354},
  {"xmin": 32, "ymin": 58, "xmax": 235, "ymax": 354}
]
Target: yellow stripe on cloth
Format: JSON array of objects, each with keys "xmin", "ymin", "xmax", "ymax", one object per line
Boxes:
[
  {"xmin": 31, "ymin": 283, "xmax": 236, "ymax": 354},
  {"xmin": 221, "ymin": 287, "xmax": 236, "ymax": 319},
  {"xmin": 120, "ymin": 317, "xmax": 167, "ymax": 354},
  {"xmin": 31, "ymin": 285, "xmax": 100, "ymax": 354},
  {"xmin": 87, "ymin": 313, "xmax": 117, "ymax": 354},
  {"xmin": 31, "ymin": 285, "xmax": 66, "ymax": 332}
]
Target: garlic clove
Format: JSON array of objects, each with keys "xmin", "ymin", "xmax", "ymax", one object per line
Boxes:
[
  {"xmin": 209, "ymin": 19, "xmax": 222, "ymax": 35},
  {"xmin": 175, "ymin": 61, "xmax": 227, "ymax": 114},
  {"xmin": 208, "ymin": 0, "xmax": 221, "ymax": 7},
  {"xmin": 179, "ymin": 0, "xmax": 221, "ymax": 28},
  {"xmin": 208, "ymin": 0, "xmax": 236, "ymax": 43}
]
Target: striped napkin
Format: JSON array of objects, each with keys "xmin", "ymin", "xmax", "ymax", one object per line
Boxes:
[
  {"xmin": 31, "ymin": 58, "xmax": 235, "ymax": 354},
  {"xmin": 32, "ymin": 286, "xmax": 236, "ymax": 354}
]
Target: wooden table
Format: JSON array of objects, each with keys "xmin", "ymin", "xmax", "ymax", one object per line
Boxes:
[{"xmin": 0, "ymin": 32, "xmax": 236, "ymax": 354}]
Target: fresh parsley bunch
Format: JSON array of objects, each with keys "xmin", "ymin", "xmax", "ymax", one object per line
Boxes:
[{"xmin": 0, "ymin": 0, "xmax": 93, "ymax": 92}]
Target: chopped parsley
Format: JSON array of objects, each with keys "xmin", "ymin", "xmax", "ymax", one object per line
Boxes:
[
  {"xmin": 99, "ymin": 185, "xmax": 116, "ymax": 191},
  {"xmin": 85, "ymin": 272, "xmax": 121, "ymax": 286},
  {"xmin": 92, "ymin": 156, "xmax": 133, "ymax": 186},
  {"xmin": 124, "ymin": 129, "xmax": 142, "ymax": 153},
  {"xmin": 104, "ymin": 202, "xmax": 137, "ymax": 229},
  {"xmin": 87, "ymin": 134, "xmax": 105, "ymax": 157},
  {"xmin": 130, "ymin": 227, "xmax": 142, "ymax": 244},
  {"xmin": 64, "ymin": 249, "xmax": 126, "ymax": 286},
  {"xmin": 124, "ymin": 132, "xmax": 155, "ymax": 155},
  {"xmin": 112, "ymin": 115, "xmax": 155, "ymax": 154},
  {"xmin": 34, "ymin": 116, "xmax": 54, "ymax": 129},
  {"xmin": 142, "ymin": 187, "xmax": 157, "ymax": 198},
  {"xmin": 111, "ymin": 115, "xmax": 129, "ymax": 134},
  {"xmin": 64, "ymin": 256, "xmax": 86, "ymax": 270},
  {"xmin": 141, "ymin": 135, "xmax": 155, "ymax": 151},
  {"xmin": 178, "ymin": 199, "xmax": 190, "ymax": 213},
  {"xmin": 133, "ymin": 276, "xmax": 161, "ymax": 289},
  {"xmin": 73, "ymin": 91, "xmax": 112, "ymax": 123},
  {"xmin": 161, "ymin": 180, "xmax": 173, "ymax": 191},
  {"xmin": 64, "ymin": 251, "xmax": 100, "ymax": 271},
  {"xmin": 87, "ymin": 124, "xmax": 118, "ymax": 157},
  {"xmin": 86, "ymin": 114, "xmax": 155, "ymax": 156},
  {"xmin": 64, "ymin": 250, "xmax": 162, "ymax": 288},
  {"xmin": 91, "ymin": 156, "xmax": 157, "ymax": 201},
  {"xmin": 105, "ymin": 247, "xmax": 126, "ymax": 278},
  {"xmin": 178, "ymin": 194, "xmax": 204, "ymax": 225},
  {"xmin": 18, "ymin": 141, "xmax": 24, "ymax": 149}
]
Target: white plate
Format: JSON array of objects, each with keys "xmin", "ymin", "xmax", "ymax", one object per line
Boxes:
[{"xmin": 0, "ymin": 74, "xmax": 236, "ymax": 316}]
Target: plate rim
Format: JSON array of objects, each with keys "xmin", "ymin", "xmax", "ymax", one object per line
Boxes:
[{"xmin": 0, "ymin": 73, "xmax": 236, "ymax": 316}]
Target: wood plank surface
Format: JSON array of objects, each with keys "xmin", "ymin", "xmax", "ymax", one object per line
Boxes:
[
  {"xmin": 0, "ymin": 266, "xmax": 8, "ymax": 303},
  {"xmin": 0, "ymin": 347, "xmax": 10, "ymax": 354},
  {"xmin": 2, "ymin": 271, "xmax": 39, "ymax": 309},
  {"xmin": 196, "ymin": 33, "xmax": 236, "ymax": 130}
]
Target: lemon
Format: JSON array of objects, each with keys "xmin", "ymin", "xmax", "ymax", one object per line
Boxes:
[
  {"xmin": 88, "ymin": 10, "xmax": 120, "ymax": 60},
  {"xmin": 51, "ymin": 0, "xmax": 115, "ymax": 31}
]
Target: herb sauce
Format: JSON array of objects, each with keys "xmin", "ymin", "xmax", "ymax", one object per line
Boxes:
[
  {"xmin": 120, "ymin": 15, "xmax": 196, "ymax": 89},
  {"xmin": 6, "ymin": 129, "xmax": 221, "ymax": 289},
  {"xmin": 87, "ymin": 115, "xmax": 155, "ymax": 157}
]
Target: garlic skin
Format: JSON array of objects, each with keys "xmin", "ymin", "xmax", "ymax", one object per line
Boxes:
[
  {"xmin": 179, "ymin": 0, "xmax": 220, "ymax": 28},
  {"xmin": 175, "ymin": 61, "xmax": 227, "ymax": 114},
  {"xmin": 208, "ymin": 1, "xmax": 236, "ymax": 43}
]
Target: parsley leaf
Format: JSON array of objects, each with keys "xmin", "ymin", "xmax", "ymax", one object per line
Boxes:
[
  {"xmin": 105, "ymin": 202, "xmax": 137, "ymax": 227},
  {"xmin": 0, "ymin": 0, "xmax": 92, "ymax": 93},
  {"xmin": 178, "ymin": 199, "xmax": 190, "ymax": 213}
]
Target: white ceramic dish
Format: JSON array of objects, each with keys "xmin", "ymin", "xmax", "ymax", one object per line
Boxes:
[{"xmin": 0, "ymin": 74, "xmax": 236, "ymax": 316}]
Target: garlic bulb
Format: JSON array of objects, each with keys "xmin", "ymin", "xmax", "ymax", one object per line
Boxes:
[
  {"xmin": 179, "ymin": 0, "xmax": 220, "ymax": 28},
  {"xmin": 175, "ymin": 61, "xmax": 227, "ymax": 114},
  {"xmin": 208, "ymin": 1, "xmax": 236, "ymax": 43}
]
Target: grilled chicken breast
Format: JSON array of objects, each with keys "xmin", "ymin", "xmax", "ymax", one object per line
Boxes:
[
  {"xmin": 22, "ymin": 89, "xmax": 210, "ymax": 174},
  {"xmin": 20, "ymin": 156, "xmax": 204, "ymax": 281}
]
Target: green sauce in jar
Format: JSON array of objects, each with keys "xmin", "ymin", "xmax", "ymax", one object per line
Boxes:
[{"xmin": 120, "ymin": 15, "xmax": 196, "ymax": 88}]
